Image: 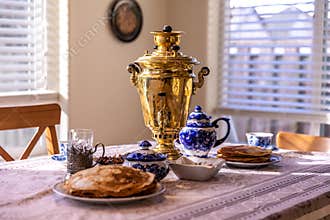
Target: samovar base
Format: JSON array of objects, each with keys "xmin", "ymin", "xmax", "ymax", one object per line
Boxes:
[
  {"xmin": 154, "ymin": 143, "xmax": 181, "ymax": 160},
  {"xmin": 153, "ymin": 131, "xmax": 181, "ymax": 160}
]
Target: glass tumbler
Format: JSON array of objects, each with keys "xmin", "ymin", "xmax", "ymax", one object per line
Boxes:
[{"xmin": 67, "ymin": 129, "xmax": 104, "ymax": 174}]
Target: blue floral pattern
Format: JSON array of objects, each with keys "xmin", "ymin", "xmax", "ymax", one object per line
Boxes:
[
  {"xmin": 186, "ymin": 106, "xmax": 212, "ymax": 128},
  {"xmin": 132, "ymin": 163, "xmax": 169, "ymax": 181},
  {"xmin": 179, "ymin": 127, "xmax": 216, "ymax": 157},
  {"xmin": 180, "ymin": 105, "xmax": 215, "ymax": 158},
  {"xmin": 178, "ymin": 105, "xmax": 230, "ymax": 157},
  {"xmin": 123, "ymin": 140, "xmax": 169, "ymax": 181},
  {"xmin": 246, "ymin": 133, "xmax": 273, "ymax": 148},
  {"xmin": 125, "ymin": 140, "xmax": 167, "ymax": 162},
  {"xmin": 186, "ymin": 121, "xmax": 212, "ymax": 128},
  {"xmin": 126, "ymin": 152, "xmax": 167, "ymax": 162}
]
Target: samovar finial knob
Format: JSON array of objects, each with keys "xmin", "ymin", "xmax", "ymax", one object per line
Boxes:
[
  {"xmin": 151, "ymin": 25, "xmax": 182, "ymax": 53},
  {"xmin": 162, "ymin": 25, "xmax": 172, "ymax": 32}
]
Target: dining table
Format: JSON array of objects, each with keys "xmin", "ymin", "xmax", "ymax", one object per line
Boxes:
[{"xmin": 1, "ymin": 143, "xmax": 330, "ymax": 220}]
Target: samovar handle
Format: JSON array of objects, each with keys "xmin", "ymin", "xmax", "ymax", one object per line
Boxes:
[
  {"xmin": 193, "ymin": 67, "xmax": 210, "ymax": 94},
  {"xmin": 127, "ymin": 63, "xmax": 141, "ymax": 87}
]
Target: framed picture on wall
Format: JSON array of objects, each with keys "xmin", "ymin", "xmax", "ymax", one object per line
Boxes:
[{"xmin": 108, "ymin": 0, "xmax": 143, "ymax": 42}]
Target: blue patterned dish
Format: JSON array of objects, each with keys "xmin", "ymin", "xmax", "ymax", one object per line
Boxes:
[
  {"xmin": 51, "ymin": 142, "xmax": 68, "ymax": 161},
  {"xmin": 124, "ymin": 140, "xmax": 169, "ymax": 181},
  {"xmin": 51, "ymin": 154, "xmax": 67, "ymax": 161},
  {"xmin": 125, "ymin": 141, "xmax": 167, "ymax": 162},
  {"xmin": 179, "ymin": 106, "xmax": 231, "ymax": 157}
]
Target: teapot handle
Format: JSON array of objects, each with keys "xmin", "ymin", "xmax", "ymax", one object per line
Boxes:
[{"xmin": 212, "ymin": 117, "xmax": 231, "ymax": 147}]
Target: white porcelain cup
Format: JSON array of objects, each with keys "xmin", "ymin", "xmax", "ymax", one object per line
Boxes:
[{"xmin": 246, "ymin": 132, "xmax": 273, "ymax": 149}]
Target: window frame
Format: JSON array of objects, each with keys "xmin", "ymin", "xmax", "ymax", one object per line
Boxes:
[
  {"xmin": 0, "ymin": 0, "xmax": 69, "ymax": 158},
  {"xmin": 0, "ymin": 0, "xmax": 68, "ymax": 106},
  {"xmin": 206, "ymin": 0, "xmax": 330, "ymax": 136}
]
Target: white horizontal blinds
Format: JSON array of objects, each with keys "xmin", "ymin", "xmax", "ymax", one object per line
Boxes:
[
  {"xmin": 321, "ymin": 0, "xmax": 330, "ymax": 111},
  {"xmin": 221, "ymin": 0, "xmax": 330, "ymax": 115},
  {"xmin": 0, "ymin": 0, "xmax": 46, "ymax": 92}
]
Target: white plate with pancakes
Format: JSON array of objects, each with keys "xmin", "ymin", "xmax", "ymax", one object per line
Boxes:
[
  {"xmin": 217, "ymin": 145, "xmax": 282, "ymax": 169},
  {"xmin": 225, "ymin": 154, "xmax": 282, "ymax": 168},
  {"xmin": 53, "ymin": 165, "xmax": 166, "ymax": 204},
  {"xmin": 53, "ymin": 181, "xmax": 165, "ymax": 204}
]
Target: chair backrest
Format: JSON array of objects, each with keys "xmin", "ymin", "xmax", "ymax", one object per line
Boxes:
[
  {"xmin": 0, "ymin": 103, "xmax": 61, "ymax": 161},
  {"xmin": 276, "ymin": 131, "xmax": 330, "ymax": 152}
]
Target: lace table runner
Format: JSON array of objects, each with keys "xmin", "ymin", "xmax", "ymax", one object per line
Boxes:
[{"xmin": 1, "ymin": 145, "xmax": 330, "ymax": 220}]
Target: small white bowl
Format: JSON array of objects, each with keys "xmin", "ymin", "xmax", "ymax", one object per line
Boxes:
[{"xmin": 169, "ymin": 157, "xmax": 225, "ymax": 181}]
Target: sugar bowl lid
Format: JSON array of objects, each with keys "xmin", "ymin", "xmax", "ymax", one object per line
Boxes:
[
  {"xmin": 125, "ymin": 140, "xmax": 167, "ymax": 162},
  {"xmin": 186, "ymin": 105, "xmax": 212, "ymax": 128}
]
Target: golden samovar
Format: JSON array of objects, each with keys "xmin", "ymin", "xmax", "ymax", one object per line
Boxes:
[{"xmin": 127, "ymin": 25, "xmax": 209, "ymax": 160}]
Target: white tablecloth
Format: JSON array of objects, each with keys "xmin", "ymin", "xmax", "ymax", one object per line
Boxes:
[{"xmin": 1, "ymin": 145, "xmax": 330, "ymax": 220}]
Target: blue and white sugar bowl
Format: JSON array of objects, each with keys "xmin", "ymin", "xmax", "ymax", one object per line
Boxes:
[
  {"xmin": 123, "ymin": 140, "xmax": 169, "ymax": 181},
  {"xmin": 179, "ymin": 105, "xmax": 231, "ymax": 157}
]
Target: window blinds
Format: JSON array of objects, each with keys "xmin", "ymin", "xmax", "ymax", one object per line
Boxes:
[
  {"xmin": 0, "ymin": 0, "xmax": 46, "ymax": 92},
  {"xmin": 220, "ymin": 0, "xmax": 330, "ymax": 115}
]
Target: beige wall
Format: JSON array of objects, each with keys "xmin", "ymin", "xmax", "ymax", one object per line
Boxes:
[
  {"xmin": 166, "ymin": 0, "xmax": 208, "ymax": 108},
  {"xmin": 68, "ymin": 0, "xmax": 208, "ymax": 145}
]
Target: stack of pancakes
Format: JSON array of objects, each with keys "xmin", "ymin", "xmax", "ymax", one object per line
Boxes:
[
  {"xmin": 217, "ymin": 145, "xmax": 272, "ymax": 163},
  {"xmin": 65, "ymin": 165, "xmax": 156, "ymax": 198}
]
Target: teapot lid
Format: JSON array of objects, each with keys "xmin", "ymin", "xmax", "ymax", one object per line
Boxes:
[
  {"xmin": 186, "ymin": 106, "xmax": 212, "ymax": 128},
  {"xmin": 125, "ymin": 140, "xmax": 167, "ymax": 162}
]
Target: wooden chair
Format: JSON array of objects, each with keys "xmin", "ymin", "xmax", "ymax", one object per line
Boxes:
[
  {"xmin": 276, "ymin": 131, "xmax": 330, "ymax": 152},
  {"xmin": 0, "ymin": 104, "xmax": 61, "ymax": 161}
]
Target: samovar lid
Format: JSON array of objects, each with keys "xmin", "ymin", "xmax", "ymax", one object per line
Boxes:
[{"xmin": 134, "ymin": 25, "xmax": 200, "ymax": 66}]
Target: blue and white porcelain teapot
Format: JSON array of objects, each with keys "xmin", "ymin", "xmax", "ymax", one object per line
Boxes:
[{"xmin": 179, "ymin": 106, "xmax": 231, "ymax": 157}]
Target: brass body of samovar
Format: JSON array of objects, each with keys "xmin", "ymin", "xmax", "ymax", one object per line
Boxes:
[{"xmin": 127, "ymin": 25, "xmax": 209, "ymax": 160}]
